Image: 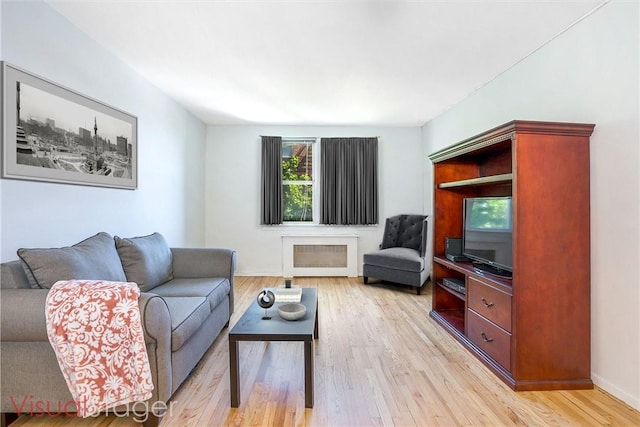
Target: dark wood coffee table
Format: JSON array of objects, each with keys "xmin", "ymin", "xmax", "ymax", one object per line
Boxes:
[{"xmin": 229, "ymin": 287, "xmax": 318, "ymax": 408}]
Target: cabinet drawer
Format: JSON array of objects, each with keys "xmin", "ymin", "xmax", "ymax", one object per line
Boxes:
[
  {"xmin": 467, "ymin": 309, "xmax": 511, "ymax": 371},
  {"xmin": 467, "ymin": 276, "xmax": 512, "ymax": 331}
]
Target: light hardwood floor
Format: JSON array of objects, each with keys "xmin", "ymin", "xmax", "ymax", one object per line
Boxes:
[{"xmin": 10, "ymin": 276, "xmax": 640, "ymax": 426}]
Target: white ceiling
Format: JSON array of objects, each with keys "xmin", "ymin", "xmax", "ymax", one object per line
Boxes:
[{"xmin": 46, "ymin": 0, "xmax": 605, "ymax": 126}]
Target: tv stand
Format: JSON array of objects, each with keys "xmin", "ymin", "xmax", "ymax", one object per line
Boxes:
[
  {"xmin": 472, "ymin": 261, "xmax": 512, "ymax": 279},
  {"xmin": 429, "ymin": 120, "xmax": 594, "ymax": 391}
]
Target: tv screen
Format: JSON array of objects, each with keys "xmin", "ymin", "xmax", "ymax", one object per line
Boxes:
[{"xmin": 463, "ymin": 196, "xmax": 513, "ymax": 274}]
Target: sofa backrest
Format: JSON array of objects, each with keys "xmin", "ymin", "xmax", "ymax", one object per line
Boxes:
[
  {"xmin": 2, "ymin": 232, "xmax": 177, "ymax": 292},
  {"xmin": 0, "ymin": 260, "xmax": 31, "ymax": 289}
]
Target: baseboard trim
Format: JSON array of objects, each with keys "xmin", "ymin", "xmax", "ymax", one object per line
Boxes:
[{"xmin": 592, "ymin": 372, "xmax": 640, "ymax": 411}]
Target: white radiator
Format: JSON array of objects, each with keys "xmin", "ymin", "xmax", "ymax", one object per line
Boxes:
[{"xmin": 282, "ymin": 235, "xmax": 358, "ymax": 277}]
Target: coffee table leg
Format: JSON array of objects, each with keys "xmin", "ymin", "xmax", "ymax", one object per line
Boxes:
[
  {"xmin": 314, "ymin": 306, "xmax": 319, "ymax": 339},
  {"xmin": 229, "ymin": 338, "xmax": 240, "ymax": 407},
  {"xmin": 304, "ymin": 339, "xmax": 314, "ymax": 408}
]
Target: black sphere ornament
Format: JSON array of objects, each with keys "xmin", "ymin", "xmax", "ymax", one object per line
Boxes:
[{"xmin": 257, "ymin": 289, "xmax": 275, "ymax": 320}]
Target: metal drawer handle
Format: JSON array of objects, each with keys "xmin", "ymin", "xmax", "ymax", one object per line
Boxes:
[
  {"xmin": 481, "ymin": 332, "xmax": 494, "ymax": 343},
  {"xmin": 481, "ymin": 297, "xmax": 495, "ymax": 308}
]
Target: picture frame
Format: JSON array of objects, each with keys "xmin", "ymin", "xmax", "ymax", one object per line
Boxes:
[{"xmin": 1, "ymin": 61, "xmax": 137, "ymax": 189}]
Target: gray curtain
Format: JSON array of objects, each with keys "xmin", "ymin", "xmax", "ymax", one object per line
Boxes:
[
  {"xmin": 260, "ymin": 136, "xmax": 282, "ymax": 225},
  {"xmin": 320, "ymin": 137, "xmax": 378, "ymax": 225}
]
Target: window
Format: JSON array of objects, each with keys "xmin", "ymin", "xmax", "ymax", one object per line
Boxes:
[
  {"xmin": 282, "ymin": 139, "xmax": 315, "ymax": 222},
  {"xmin": 261, "ymin": 135, "xmax": 377, "ymax": 226}
]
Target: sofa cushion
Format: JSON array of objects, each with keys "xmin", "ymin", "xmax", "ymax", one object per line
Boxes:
[
  {"xmin": 151, "ymin": 277, "xmax": 230, "ymax": 312},
  {"xmin": 17, "ymin": 232, "xmax": 126, "ymax": 289},
  {"xmin": 162, "ymin": 297, "xmax": 210, "ymax": 351},
  {"xmin": 115, "ymin": 233, "xmax": 173, "ymax": 292},
  {"xmin": 363, "ymin": 247, "xmax": 425, "ymax": 272}
]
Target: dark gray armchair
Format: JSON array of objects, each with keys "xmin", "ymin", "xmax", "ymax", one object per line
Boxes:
[{"xmin": 363, "ymin": 214, "xmax": 432, "ymax": 294}]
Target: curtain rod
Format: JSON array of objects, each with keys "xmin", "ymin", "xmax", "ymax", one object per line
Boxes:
[
  {"xmin": 259, "ymin": 136, "xmax": 380, "ymax": 139},
  {"xmin": 258, "ymin": 136, "xmax": 316, "ymax": 140}
]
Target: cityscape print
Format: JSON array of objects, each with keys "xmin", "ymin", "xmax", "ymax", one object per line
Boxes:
[{"xmin": 16, "ymin": 81, "xmax": 133, "ymax": 180}]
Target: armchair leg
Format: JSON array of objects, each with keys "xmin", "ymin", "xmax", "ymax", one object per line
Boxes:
[
  {"xmin": 417, "ymin": 286, "xmax": 421, "ymax": 295},
  {"xmin": 363, "ymin": 276, "xmax": 368, "ymax": 284}
]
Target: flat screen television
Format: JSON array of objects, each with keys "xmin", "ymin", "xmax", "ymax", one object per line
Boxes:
[{"xmin": 463, "ymin": 196, "xmax": 513, "ymax": 278}]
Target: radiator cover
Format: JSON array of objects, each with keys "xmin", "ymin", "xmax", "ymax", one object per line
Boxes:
[{"xmin": 282, "ymin": 235, "xmax": 358, "ymax": 277}]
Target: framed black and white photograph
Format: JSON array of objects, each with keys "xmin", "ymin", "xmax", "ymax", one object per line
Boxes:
[{"xmin": 1, "ymin": 62, "xmax": 137, "ymax": 189}]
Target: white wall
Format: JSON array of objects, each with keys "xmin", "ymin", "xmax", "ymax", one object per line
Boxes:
[
  {"xmin": 0, "ymin": 0, "xmax": 207, "ymax": 260},
  {"xmin": 206, "ymin": 125, "xmax": 424, "ymax": 275},
  {"xmin": 422, "ymin": 1, "xmax": 639, "ymax": 410}
]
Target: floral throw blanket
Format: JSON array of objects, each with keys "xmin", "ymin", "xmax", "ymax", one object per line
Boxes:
[{"xmin": 45, "ymin": 280, "xmax": 154, "ymax": 417}]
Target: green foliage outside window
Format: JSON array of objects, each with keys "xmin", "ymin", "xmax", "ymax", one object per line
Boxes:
[{"xmin": 283, "ymin": 154, "xmax": 312, "ymax": 222}]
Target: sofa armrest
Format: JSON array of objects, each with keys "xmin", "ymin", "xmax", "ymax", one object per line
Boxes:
[
  {"xmin": 0, "ymin": 290, "xmax": 173, "ymax": 343},
  {"xmin": 171, "ymin": 248, "xmax": 237, "ymax": 314},
  {"xmin": 170, "ymin": 248, "xmax": 236, "ymax": 279},
  {"xmin": 138, "ymin": 293, "xmax": 171, "ymax": 345},
  {"xmin": 0, "ymin": 289, "xmax": 174, "ymax": 405},
  {"xmin": 138, "ymin": 292, "xmax": 173, "ymax": 403},
  {"xmin": 0, "ymin": 289, "xmax": 50, "ymax": 341}
]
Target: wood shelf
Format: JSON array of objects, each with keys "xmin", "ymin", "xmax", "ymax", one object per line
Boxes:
[
  {"xmin": 430, "ymin": 309, "xmax": 465, "ymax": 335},
  {"xmin": 434, "ymin": 256, "xmax": 512, "ymax": 292},
  {"xmin": 436, "ymin": 282, "xmax": 465, "ymax": 301},
  {"xmin": 438, "ymin": 173, "xmax": 513, "ymax": 189}
]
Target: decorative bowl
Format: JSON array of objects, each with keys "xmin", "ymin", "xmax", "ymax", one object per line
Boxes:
[{"xmin": 278, "ymin": 303, "xmax": 306, "ymax": 321}]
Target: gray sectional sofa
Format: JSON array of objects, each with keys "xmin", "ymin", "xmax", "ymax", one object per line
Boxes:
[{"xmin": 0, "ymin": 232, "xmax": 236, "ymax": 426}]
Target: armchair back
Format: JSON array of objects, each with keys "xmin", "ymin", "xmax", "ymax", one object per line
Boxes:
[{"xmin": 380, "ymin": 214, "xmax": 427, "ymax": 255}]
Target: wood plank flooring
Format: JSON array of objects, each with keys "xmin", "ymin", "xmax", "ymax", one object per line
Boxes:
[{"xmin": 10, "ymin": 276, "xmax": 640, "ymax": 426}]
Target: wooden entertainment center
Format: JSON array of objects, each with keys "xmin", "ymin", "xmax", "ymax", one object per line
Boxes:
[{"xmin": 429, "ymin": 120, "xmax": 595, "ymax": 391}]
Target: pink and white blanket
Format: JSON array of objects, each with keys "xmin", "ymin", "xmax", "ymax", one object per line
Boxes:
[{"xmin": 45, "ymin": 280, "xmax": 154, "ymax": 417}]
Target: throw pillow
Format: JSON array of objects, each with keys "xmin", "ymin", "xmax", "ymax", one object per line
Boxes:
[
  {"xmin": 115, "ymin": 232, "xmax": 173, "ymax": 292},
  {"xmin": 17, "ymin": 232, "xmax": 127, "ymax": 289}
]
